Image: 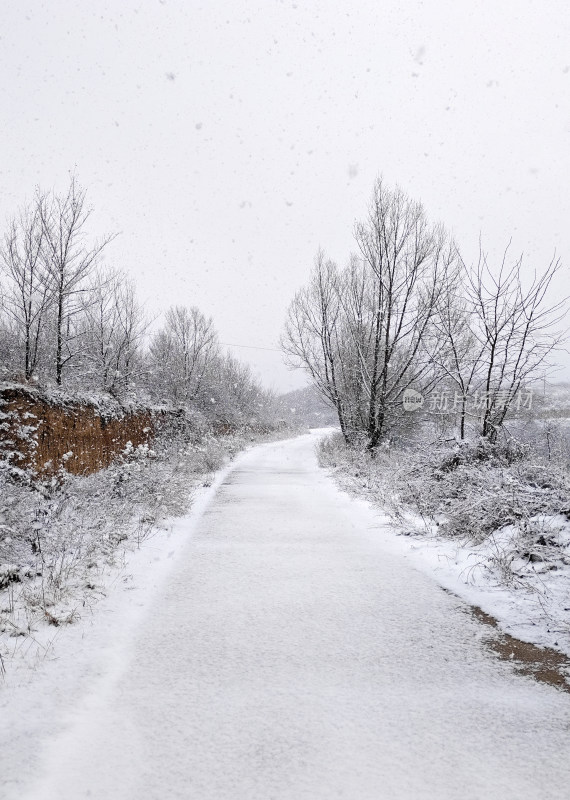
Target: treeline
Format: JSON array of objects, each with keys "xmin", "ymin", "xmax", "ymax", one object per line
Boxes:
[
  {"xmin": 0, "ymin": 178, "xmax": 274, "ymax": 427},
  {"xmin": 282, "ymin": 179, "xmax": 565, "ymax": 449}
]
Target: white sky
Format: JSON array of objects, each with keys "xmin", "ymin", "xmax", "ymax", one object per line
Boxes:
[{"xmin": 2, "ymin": 0, "xmax": 569, "ymax": 391}]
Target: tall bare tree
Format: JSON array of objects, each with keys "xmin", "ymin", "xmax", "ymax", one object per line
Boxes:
[
  {"xmin": 283, "ymin": 180, "xmax": 457, "ymax": 448},
  {"xmin": 0, "ymin": 202, "xmax": 51, "ymax": 379},
  {"xmin": 148, "ymin": 305, "xmax": 219, "ymax": 405},
  {"xmin": 426, "ymin": 242, "xmax": 566, "ymax": 441},
  {"xmin": 353, "ymin": 180, "xmax": 459, "ymax": 447},
  {"xmin": 466, "ymin": 246, "xmax": 565, "ymax": 441},
  {"xmin": 282, "ymin": 251, "xmax": 353, "ymax": 440},
  {"xmin": 426, "ymin": 264, "xmax": 484, "ymax": 439},
  {"xmin": 212, "ymin": 352, "xmax": 274, "ymax": 425},
  {"xmin": 79, "ymin": 269, "xmax": 148, "ymax": 395},
  {"xmin": 38, "ymin": 177, "xmax": 115, "ymax": 384}
]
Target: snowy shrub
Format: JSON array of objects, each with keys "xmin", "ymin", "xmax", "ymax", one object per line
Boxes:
[
  {"xmin": 317, "ymin": 431, "xmax": 352, "ymax": 468},
  {"xmin": 318, "ymin": 426, "xmax": 570, "ymax": 564},
  {"xmin": 0, "ymin": 564, "xmax": 21, "ymax": 590}
]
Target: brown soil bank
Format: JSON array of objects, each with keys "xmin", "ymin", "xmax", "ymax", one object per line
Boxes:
[{"xmin": 0, "ymin": 384, "xmax": 157, "ymax": 477}]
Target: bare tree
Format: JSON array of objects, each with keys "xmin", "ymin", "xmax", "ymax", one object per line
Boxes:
[
  {"xmin": 282, "ymin": 251, "xmax": 353, "ymax": 440},
  {"xmin": 283, "ymin": 180, "xmax": 457, "ymax": 448},
  {"xmin": 79, "ymin": 269, "xmax": 149, "ymax": 395},
  {"xmin": 38, "ymin": 177, "xmax": 115, "ymax": 385},
  {"xmin": 353, "ymin": 180, "xmax": 459, "ymax": 447},
  {"xmin": 211, "ymin": 352, "xmax": 273, "ymax": 425},
  {"xmin": 427, "ymin": 242, "xmax": 566, "ymax": 442},
  {"xmin": 465, "ymin": 246, "xmax": 566, "ymax": 441},
  {"xmin": 148, "ymin": 306, "xmax": 219, "ymax": 405},
  {"xmin": 0, "ymin": 202, "xmax": 51, "ymax": 380},
  {"xmin": 112, "ymin": 277, "xmax": 149, "ymax": 394},
  {"xmin": 0, "ymin": 281, "xmax": 15, "ymax": 378},
  {"xmin": 426, "ymin": 263, "xmax": 484, "ymax": 439}
]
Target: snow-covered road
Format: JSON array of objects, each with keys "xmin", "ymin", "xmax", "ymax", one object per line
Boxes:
[{"xmin": 6, "ymin": 432, "xmax": 570, "ymax": 799}]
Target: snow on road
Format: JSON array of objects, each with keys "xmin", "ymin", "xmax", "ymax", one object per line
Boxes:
[{"xmin": 2, "ymin": 432, "xmax": 570, "ymax": 799}]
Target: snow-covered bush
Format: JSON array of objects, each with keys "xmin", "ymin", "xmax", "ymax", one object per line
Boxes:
[{"xmin": 318, "ymin": 421, "xmax": 570, "ymax": 558}]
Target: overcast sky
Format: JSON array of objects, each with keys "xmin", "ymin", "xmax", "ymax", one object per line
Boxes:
[{"xmin": 2, "ymin": 0, "xmax": 569, "ymax": 391}]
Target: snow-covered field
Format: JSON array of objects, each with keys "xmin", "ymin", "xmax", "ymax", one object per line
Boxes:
[{"xmin": 1, "ymin": 431, "xmax": 569, "ymax": 800}]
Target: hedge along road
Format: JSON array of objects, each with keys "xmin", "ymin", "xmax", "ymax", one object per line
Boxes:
[{"xmin": 18, "ymin": 432, "xmax": 570, "ymax": 800}]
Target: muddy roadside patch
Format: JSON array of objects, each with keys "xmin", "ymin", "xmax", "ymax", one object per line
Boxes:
[{"xmin": 467, "ymin": 603, "xmax": 570, "ymax": 693}]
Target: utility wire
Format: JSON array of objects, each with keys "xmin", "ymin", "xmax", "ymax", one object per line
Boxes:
[{"xmin": 221, "ymin": 342, "xmax": 282, "ymax": 353}]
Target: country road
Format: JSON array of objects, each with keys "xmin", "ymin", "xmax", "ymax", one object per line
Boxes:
[{"xmin": 7, "ymin": 432, "xmax": 570, "ymax": 799}]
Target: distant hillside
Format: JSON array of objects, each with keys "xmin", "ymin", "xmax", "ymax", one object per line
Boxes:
[
  {"xmin": 277, "ymin": 385, "xmax": 338, "ymax": 428},
  {"xmin": 527, "ymin": 381, "xmax": 570, "ymax": 419},
  {"xmin": 276, "ymin": 381, "xmax": 570, "ymax": 430}
]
